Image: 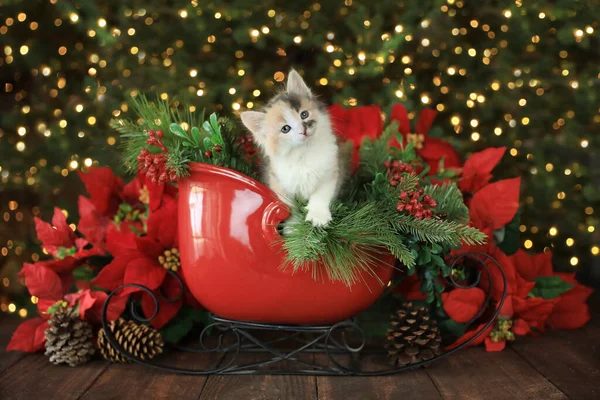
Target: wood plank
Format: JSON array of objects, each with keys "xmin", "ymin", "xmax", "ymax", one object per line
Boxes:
[
  {"xmin": 425, "ymin": 346, "xmax": 567, "ymax": 400},
  {"xmin": 0, "ymin": 317, "xmax": 29, "ymax": 373},
  {"xmin": 0, "ymin": 354, "xmax": 109, "ymax": 400},
  {"xmin": 200, "ymin": 353, "xmax": 317, "ymax": 400},
  {"xmin": 511, "ymin": 318, "xmax": 600, "ymax": 400},
  {"xmin": 317, "ymin": 355, "xmax": 442, "ymax": 400},
  {"xmin": 80, "ymin": 350, "xmax": 218, "ymax": 400}
]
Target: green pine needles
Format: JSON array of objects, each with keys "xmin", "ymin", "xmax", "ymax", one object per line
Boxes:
[
  {"xmin": 115, "ymin": 95, "xmax": 486, "ymax": 289},
  {"xmin": 113, "ymin": 94, "xmax": 257, "ymax": 180}
]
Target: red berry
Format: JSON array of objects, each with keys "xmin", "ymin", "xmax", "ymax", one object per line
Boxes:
[
  {"xmin": 156, "ymin": 129, "xmax": 164, "ymax": 139},
  {"xmin": 399, "ymin": 192, "xmax": 408, "ymax": 200},
  {"xmin": 214, "ymin": 145, "xmax": 222, "ymax": 153},
  {"xmin": 429, "ymin": 200, "xmax": 438, "ymax": 208},
  {"xmin": 205, "ymin": 151, "xmax": 213, "ymax": 158},
  {"xmin": 396, "ymin": 203, "xmax": 405, "ymax": 211},
  {"xmin": 415, "ymin": 212, "xmax": 423, "ymax": 219},
  {"xmin": 405, "ymin": 204, "xmax": 413, "ymax": 212}
]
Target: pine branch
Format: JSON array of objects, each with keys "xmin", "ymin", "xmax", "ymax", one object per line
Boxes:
[
  {"xmin": 393, "ymin": 214, "xmax": 487, "ymax": 247},
  {"xmin": 422, "ymin": 182, "xmax": 470, "ymax": 223}
]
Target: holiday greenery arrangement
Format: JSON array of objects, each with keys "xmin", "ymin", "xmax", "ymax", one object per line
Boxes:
[{"xmin": 5, "ymin": 97, "xmax": 594, "ymax": 366}]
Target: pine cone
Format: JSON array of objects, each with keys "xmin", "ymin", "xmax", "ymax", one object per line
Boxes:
[
  {"xmin": 385, "ymin": 302, "xmax": 442, "ymax": 367},
  {"xmin": 44, "ymin": 307, "xmax": 95, "ymax": 367},
  {"xmin": 97, "ymin": 318, "xmax": 164, "ymax": 363}
]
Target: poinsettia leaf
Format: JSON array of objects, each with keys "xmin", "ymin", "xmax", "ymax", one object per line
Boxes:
[
  {"xmin": 438, "ymin": 318, "xmax": 467, "ymax": 339},
  {"xmin": 442, "ymin": 287, "xmax": 486, "ymax": 323},
  {"xmin": 73, "ymin": 265, "xmax": 97, "ymax": 282},
  {"xmin": 497, "ymin": 209, "xmax": 521, "ymax": 255},
  {"xmin": 159, "ymin": 306, "xmax": 211, "ymax": 344},
  {"xmin": 469, "ymin": 177, "xmax": 521, "ymax": 232},
  {"xmin": 530, "ymin": 276, "xmax": 574, "ymax": 299},
  {"xmin": 20, "ymin": 263, "xmax": 63, "ymax": 300},
  {"xmin": 6, "ymin": 318, "xmax": 49, "ymax": 352}
]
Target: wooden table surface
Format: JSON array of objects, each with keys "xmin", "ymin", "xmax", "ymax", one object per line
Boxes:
[{"xmin": 1, "ymin": 304, "xmax": 599, "ymax": 400}]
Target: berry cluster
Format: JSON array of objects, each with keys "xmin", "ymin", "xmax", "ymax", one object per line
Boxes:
[
  {"xmin": 384, "ymin": 160, "xmax": 414, "ymax": 187},
  {"xmin": 137, "ymin": 128, "xmax": 177, "ymax": 184},
  {"xmin": 145, "ymin": 129, "xmax": 167, "ymax": 153},
  {"xmin": 137, "ymin": 149, "xmax": 177, "ymax": 184},
  {"xmin": 396, "ymin": 189, "xmax": 437, "ymax": 219},
  {"xmin": 237, "ymin": 133, "xmax": 258, "ymax": 161},
  {"xmin": 385, "ymin": 160, "xmax": 437, "ymax": 220},
  {"xmin": 204, "ymin": 144, "xmax": 222, "ymax": 159}
]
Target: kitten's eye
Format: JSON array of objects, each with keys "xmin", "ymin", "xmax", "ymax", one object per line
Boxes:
[
  {"xmin": 281, "ymin": 125, "xmax": 291, "ymax": 134},
  {"xmin": 300, "ymin": 110, "xmax": 309, "ymax": 120}
]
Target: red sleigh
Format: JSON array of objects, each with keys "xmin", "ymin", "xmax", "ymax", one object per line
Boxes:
[{"xmin": 178, "ymin": 162, "xmax": 394, "ymax": 325}]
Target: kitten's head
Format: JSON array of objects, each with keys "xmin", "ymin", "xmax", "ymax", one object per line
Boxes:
[{"xmin": 241, "ymin": 69, "xmax": 330, "ymax": 155}]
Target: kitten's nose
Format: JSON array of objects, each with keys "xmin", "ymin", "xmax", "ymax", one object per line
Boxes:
[{"xmin": 301, "ymin": 128, "xmax": 308, "ymax": 136}]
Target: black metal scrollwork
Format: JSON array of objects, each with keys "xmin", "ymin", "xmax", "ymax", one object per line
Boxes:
[{"xmin": 100, "ymin": 252, "xmax": 506, "ymax": 375}]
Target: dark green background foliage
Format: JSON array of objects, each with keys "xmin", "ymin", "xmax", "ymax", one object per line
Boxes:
[{"xmin": 0, "ymin": 0, "xmax": 598, "ymax": 312}]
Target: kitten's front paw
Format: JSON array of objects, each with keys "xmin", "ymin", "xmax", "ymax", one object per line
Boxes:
[{"xmin": 305, "ymin": 206, "xmax": 332, "ymax": 227}]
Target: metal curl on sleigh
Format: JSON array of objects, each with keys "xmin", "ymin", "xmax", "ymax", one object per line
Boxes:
[{"xmin": 100, "ymin": 252, "xmax": 507, "ymax": 375}]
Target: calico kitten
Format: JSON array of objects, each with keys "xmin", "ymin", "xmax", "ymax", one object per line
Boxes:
[{"xmin": 241, "ymin": 69, "xmax": 342, "ymax": 227}]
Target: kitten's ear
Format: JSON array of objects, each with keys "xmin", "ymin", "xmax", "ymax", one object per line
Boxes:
[
  {"xmin": 240, "ymin": 111, "xmax": 266, "ymax": 140},
  {"xmin": 287, "ymin": 69, "xmax": 312, "ymax": 98}
]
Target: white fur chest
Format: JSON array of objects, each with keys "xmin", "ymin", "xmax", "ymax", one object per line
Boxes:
[{"xmin": 272, "ymin": 140, "xmax": 338, "ymax": 200}]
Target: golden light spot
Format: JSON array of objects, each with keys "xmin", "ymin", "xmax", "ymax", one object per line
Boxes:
[
  {"xmin": 566, "ymin": 238, "xmax": 574, "ymax": 247},
  {"xmin": 8, "ymin": 303, "xmax": 16, "ymax": 313},
  {"xmin": 253, "ymin": 89, "xmax": 261, "ymax": 97},
  {"xmin": 179, "ymin": 10, "xmax": 188, "ymax": 18},
  {"xmin": 395, "ymin": 90, "xmax": 404, "ymax": 98},
  {"xmin": 326, "ymin": 44, "xmax": 335, "ymax": 53},
  {"xmin": 250, "ymin": 29, "xmax": 260, "ymax": 37},
  {"xmin": 471, "ymin": 132, "xmax": 480, "ymax": 141},
  {"xmin": 395, "ymin": 25, "xmax": 403, "ymax": 33},
  {"xmin": 494, "ymin": 127, "xmax": 502, "ymax": 136},
  {"xmin": 214, "ymin": 12, "xmax": 222, "ymax": 19},
  {"xmin": 591, "ymin": 246, "xmax": 599, "ymax": 256},
  {"xmin": 196, "ymin": 89, "xmax": 204, "ymax": 96},
  {"xmin": 581, "ymin": 139, "xmax": 589, "ymax": 148},
  {"xmin": 570, "ymin": 257, "xmax": 578, "ymax": 266},
  {"xmin": 274, "ymin": 71, "xmax": 285, "ymax": 82},
  {"xmin": 358, "ymin": 52, "xmax": 366, "ymax": 61},
  {"xmin": 557, "ymin": 192, "xmax": 566, "ymax": 200},
  {"xmin": 69, "ymin": 160, "xmax": 78, "ymax": 169},
  {"xmin": 546, "ymin": 163, "xmax": 554, "ymax": 172},
  {"xmin": 98, "ymin": 18, "xmax": 107, "ymax": 27},
  {"xmin": 319, "ymin": 77, "xmax": 328, "ymax": 85},
  {"xmin": 69, "ymin": 13, "xmax": 79, "ymax": 23},
  {"xmin": 16, "ymin": 142, "xmax": 25, "ymax": 152},
  {"xmin": 232, "ymin": 102, "xmax": 240, "ymax": 111},
  {"xmin": 228, "ymin": 87, "xmax": 236, "ymax": 95},
  {"xmin": 87, "ymin": 116, "xmax": 97, "ymax": 125},
  {"xmin": 20, "ymin": 45, "xmax": 29, "ymax": 55},
  {"xmin": 549, "ymin": 227, "xmax": 558, "ymax": 236},
  {"xmin": 84, "ymin": 158, "xmax": 92, "ymax": 167},
  {"xmin": 524, "ymin": 240, "xmax": 533, "ymax": 249},
  {"xmin": 261, "ymin": 26, "xmax": 270, "ymax": 34}
]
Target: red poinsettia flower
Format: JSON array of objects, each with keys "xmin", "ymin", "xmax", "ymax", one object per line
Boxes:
[
  {"xmin": 329, "ymin": 104, "xmax": 383, "ymax": 171},
  {"xmin": 389, "ymin": 104, "xmax": 462, "ymax": 175},
  {"xmin": 92, "ymin": 200, "xmax": 183, "ymax": 329},
  {"xmin": 459, "ymin": 147, "xmax": 507, "ymax": 194},
  {"xmin": 33, "ymin": 207, "xmax": 102, "ymax": 282},
  {"xmin": 7, "ymin": 275, "xmax": 127, "ymax": 352},
  {"xmin": 78, "ymin": 168, "xmax": 177, "ymax": 251}
]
